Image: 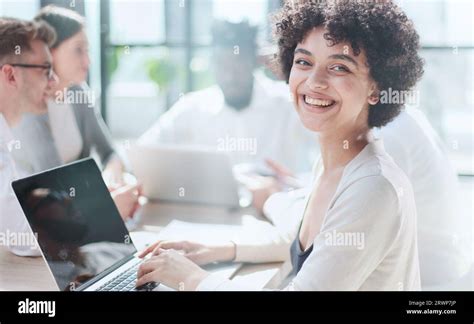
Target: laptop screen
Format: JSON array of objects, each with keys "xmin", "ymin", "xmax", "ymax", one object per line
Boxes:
[{"xmin": 12, "ymin": 158, "xmax": 136, "ymax": 291}]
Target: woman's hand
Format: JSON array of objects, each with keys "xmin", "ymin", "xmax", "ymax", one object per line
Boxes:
[
  {"xmin": 111, "ymin": 184, "xmax": 142, "ymax": 221},
  {"xmin": 138, "ymin": 240, "xmax": 236, "ymax": 266},
  {"xmin": 103, "ymin": 157, "xmax": 125, "ymax": 188},
  {"xmin": 136, "ymin": 249, "xmax": 210, "ymax": 291}
]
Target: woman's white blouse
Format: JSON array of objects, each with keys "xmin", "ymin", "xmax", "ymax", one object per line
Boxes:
[{"xmin": 197, "ymin": 138, "xmax": 421, "ymax": 291}]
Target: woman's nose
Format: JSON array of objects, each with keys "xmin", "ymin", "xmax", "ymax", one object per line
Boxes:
[{"xmin": 305, "ymin": 66, "xmax": 329, "ymax": 91}]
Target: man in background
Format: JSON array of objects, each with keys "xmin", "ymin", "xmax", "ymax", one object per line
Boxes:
[
  {"xmin": 0, "ymin": 18, "xmax": 57, "ymax": 256},
  {"xmin": 139, "ymin": 20, "xmax": 316, "ymax": 211}
]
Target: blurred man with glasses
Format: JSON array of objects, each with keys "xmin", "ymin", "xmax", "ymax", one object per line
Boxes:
[{"xmin": 0, "ymin": 18, "xmax": 57, "ymax": 256}]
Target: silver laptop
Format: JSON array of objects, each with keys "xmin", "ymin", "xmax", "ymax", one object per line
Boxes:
[
  {"xmin": 129, "ymin": 145, "xmax": 245, "ymax": 208},
  {"xmin": 11, "ymin": 158, "xmax": 240, "ymax": 291}
]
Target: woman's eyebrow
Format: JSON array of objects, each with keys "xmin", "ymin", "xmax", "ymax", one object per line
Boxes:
[
  {"xmin": 294, "ymin": 49, "xmax": 359, "ymax": 67},
  {"xmin": 328, "ymin": 54, "xmax": 359, "ymax": 67},
  {"xmin": 294, "ymin": 48, "xmax": 313, "ymax": 56}
]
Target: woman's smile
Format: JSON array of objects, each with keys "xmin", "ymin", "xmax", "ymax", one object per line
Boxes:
[{"xmin": 300, "ymin": 93, "xmax": 339, "ymax": 114}]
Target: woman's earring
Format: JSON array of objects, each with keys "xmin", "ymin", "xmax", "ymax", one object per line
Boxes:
[{"xmin": 368, "ymin": 95, "xmax": 379, "ymax": 106}]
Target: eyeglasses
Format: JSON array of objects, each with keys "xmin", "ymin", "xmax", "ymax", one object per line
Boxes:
[{"xmin": 0, "ymin": 63, "xmax": 55, "ymax": 80}]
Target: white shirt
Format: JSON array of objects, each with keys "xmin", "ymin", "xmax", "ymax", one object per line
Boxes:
[
  {"xmin": 262, "ymin": 108, "xmax": 470, "ymax": 288},
  {"xmin": 48, "ymin": 100, "xmax": 83, "ymax": 164},
  {"xmin": 373, "ymin": 108, "xmax": 470, "ymax": 287},
  {"xmin": 197, "ymin": 138, "xmax": 421, "ymax": 291},
  {"xmin": 0, "ymin": 114, "xmax": 40, "ymax": 256},
  {"xmin": 139, "ymin": 73, "xmax": 316, "ymax": 173}
]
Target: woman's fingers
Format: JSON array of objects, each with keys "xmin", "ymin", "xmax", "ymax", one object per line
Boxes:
[
  {"xmin": 135, "ymin": 271, "xmax": 157, "ymax": 288},
  {"xmin": 138, "ymin": 241, "xmax": 161, "ymax": 258},
  {"xmin": 183, "ymin": 252, "xmax": 200, "ymax": 264},
  {"xmin": 155, "ymin": 241, "xmax": 187, "ymax": 252},
  {"xmin": 135, "ymin": 250, "xmax": 208, "ymax": 291},
  {"xmin": 137, "ymin": 258, "xmax": 159, "ymax": 278},
  {"xmin": 119, "ymin": 183, "xmax": 141, "ymax": 196},
  {"xmin": 111, "ymin": 184, "xmax": 141, "ymax": 200},
  {"xmin": 139, "ymin": 240, "xmax": 188, "ymax": 258}
]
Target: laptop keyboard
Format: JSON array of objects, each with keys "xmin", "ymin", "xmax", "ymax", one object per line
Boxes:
[{"xmin": 97, "ymin": 261, "xmax": 158, "ymax": 292}]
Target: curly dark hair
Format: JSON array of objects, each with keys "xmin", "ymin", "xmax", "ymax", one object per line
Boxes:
[{"xmin": 273, "ymin": 0, "xmax": 424, "ymax": 128}]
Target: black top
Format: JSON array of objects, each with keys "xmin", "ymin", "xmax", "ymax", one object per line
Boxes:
[
  {"xmin": 290, "ymin": 169, "xmax": 319, "ymax": 276},
  {"xmin": 290, "ymin": 228, "xmax": 314, "ymax": 276}
]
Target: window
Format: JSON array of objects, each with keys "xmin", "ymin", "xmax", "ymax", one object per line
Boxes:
[
  {"xmin": 399, "ymin": 0, "xmax": 474, "ymax": 174},
  {"xmin": 109, "ymin": 0, "xmax": 165, "ymax": 44},
  {"xmin": 0, "ymin": 0, "xmax": 39, "ymax": 19},
  {"xmin": 3, "ymin": 0, "xmax": 469, "ymax": 175}
]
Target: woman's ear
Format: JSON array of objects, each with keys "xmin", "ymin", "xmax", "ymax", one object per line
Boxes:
[{"xmin": 368, "ymin": 83, "xmax": 380, "ymax": 105}]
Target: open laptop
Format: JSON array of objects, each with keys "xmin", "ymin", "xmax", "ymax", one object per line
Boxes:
[
  {"xmin": 129, "ymin": 145, "xmax": 250, "ymax": 208},
  {"xmin": 11, "ymin": 158, "xmax": 240, "ymax": 291}
]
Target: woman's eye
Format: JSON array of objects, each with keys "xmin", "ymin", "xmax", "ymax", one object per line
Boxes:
[
  {"xmin": 295, "ymin": 59, "xmax": 311, "ymax": 66},
  {"xmin": 331, "ymin": 65, "xmax": 349, "ymax": 72}
]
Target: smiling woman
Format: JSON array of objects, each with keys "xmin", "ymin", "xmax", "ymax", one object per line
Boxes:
[
  {"xmin": 288, "ymin": 27, "xmax": 379, "ymax": 135},
  {"xmin": 135, "ymin": 0, "xmax": 426, "ymax": 291},
  {"xmin": 275, "ymin": 0, "xmax": 424, "ymax": 128}
]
